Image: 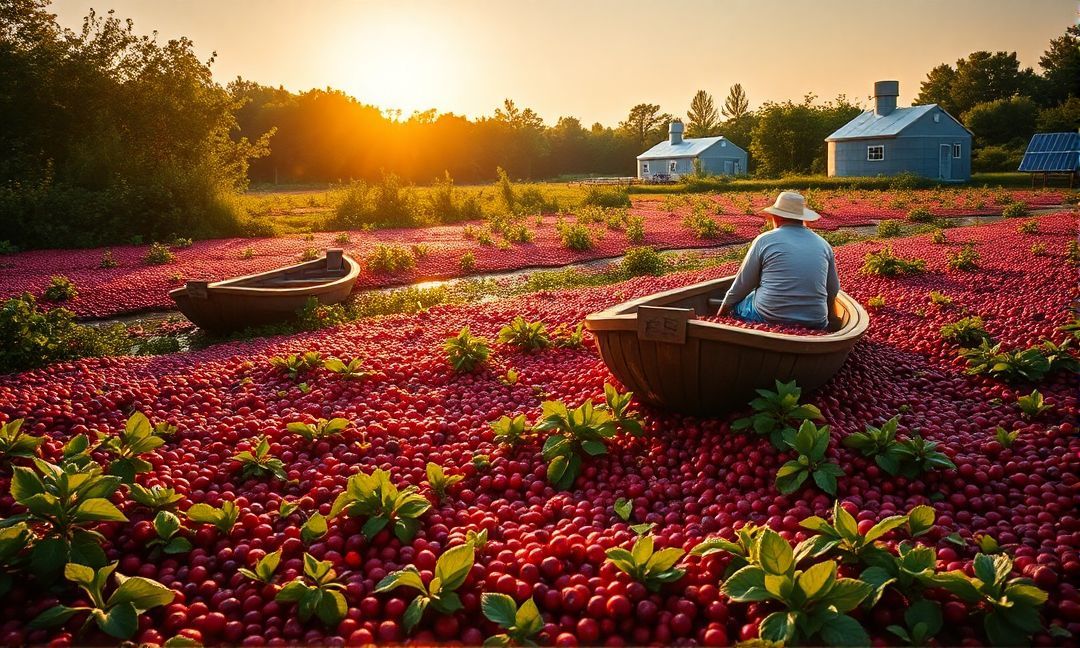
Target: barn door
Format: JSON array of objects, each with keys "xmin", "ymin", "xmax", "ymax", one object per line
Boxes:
[{"xmin": 939, "ymin": 145, "xmax": 952, "ymax": 180}]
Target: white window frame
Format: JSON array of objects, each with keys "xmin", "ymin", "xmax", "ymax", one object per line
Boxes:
[
  {"xmin": 952, "ymin": 143, "xmax": 961, "ymax": 159},
  {"xmin": 669, "ymin": 160, "xmax": 678, "ymax": 172},
  {"xmin": 641, "ymin": 161, "xmax": 649, "ymax": 174},
  {"xmin": 867, "ymin": 145, "xmax": 884, "ymax": 161}
]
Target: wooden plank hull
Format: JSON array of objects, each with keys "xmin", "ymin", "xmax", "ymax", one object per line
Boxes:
[
  {"xmin": 585, "ymin": 276, "xmax": 869, "ymax": 415},
  {"xmin": 169, "ymin": 251, "xmax": 360, "ymax": 335}
]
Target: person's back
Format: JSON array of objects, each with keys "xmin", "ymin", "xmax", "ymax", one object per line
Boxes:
[{"xmin": 719, "ymin": 191, "xmax": 840, "ymax": 329}]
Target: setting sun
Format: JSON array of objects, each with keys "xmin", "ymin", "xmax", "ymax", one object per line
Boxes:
[{"xmin": 323, "ymin": 7, "xmax": 460, "ymax": 118}]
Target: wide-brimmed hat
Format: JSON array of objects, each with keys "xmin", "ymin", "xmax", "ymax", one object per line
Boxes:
[{"xmin": 762, "ymin": 191, "xmax": 820, "ymax": 222}]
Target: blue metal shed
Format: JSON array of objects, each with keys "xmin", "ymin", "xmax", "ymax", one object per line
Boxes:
[
  {"xmin": 637, "ymin": 121, "xmax": 748, "ymax": 180},
  {"xmin": 826, "ymin": 81, "xmax": 972, "ymax": 181}
]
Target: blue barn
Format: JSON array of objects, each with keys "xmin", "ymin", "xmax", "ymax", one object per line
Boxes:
[
  {"xmin": 826, "ymin": 81, "xmax": 972, "ymax": 181},
  {"xmin": 637, "ymin": 121, "xmax": 748, "ymax": 180}
]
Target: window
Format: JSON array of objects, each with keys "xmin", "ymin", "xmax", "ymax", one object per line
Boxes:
[
  {"xmin": 642, "ymin": 162, "xmax": 649, "ymax": 174},
  {"xmin": 952, "ymin": 143, "xmax": 961, "ymax": 158},
  {"xmin": 933, "ymin": 113, "xmax": 941, "ymax": 123},
  {"xmin": 669, "ymin": 161, "xmax": 678, "ymax": 172},
  {"xmin": 867, "ymin": 145, "xmax": 884, "ymax": 161}
]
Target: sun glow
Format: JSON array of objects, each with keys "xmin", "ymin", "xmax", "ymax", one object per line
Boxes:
[{"xmin": 324, "ymin": 9, "xmax": 461, "ymax": 118}]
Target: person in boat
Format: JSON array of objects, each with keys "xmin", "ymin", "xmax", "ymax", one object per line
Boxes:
[{"xmin": 718, "ymin": 191, "xmax": 840, "ymax": 330}]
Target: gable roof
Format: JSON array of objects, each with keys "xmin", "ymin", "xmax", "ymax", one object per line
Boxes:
[
  {"xmin": 1018, "ymin": 132, "xmax": 1080, "ymax": 173},
  {"xmin": 637, "ymin": 136, "xmax": 742, "ymax": 160},
  {"xmin": 825, "ymin": 104, "xmax": 968, "ymax": 141}
]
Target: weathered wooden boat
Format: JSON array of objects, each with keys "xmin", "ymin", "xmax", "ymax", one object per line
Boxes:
[
  {"xmin": 170, "ymin": 249, "xmax": 359, "ymax": 334},
  {"xmin": 584, "ymin": 276, "xmax": 869, "ymax": 415}
]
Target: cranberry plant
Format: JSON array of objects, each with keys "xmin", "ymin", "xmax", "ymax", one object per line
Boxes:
[
  {"xmin": 861, "ymin": 247, "xmax": 926, "ymax": 277},
  {"xmin": 128, "ymin": 484, "xmax": 183, "ymax": 510},
  {"xmin": 940, "ymin": 316, "xmax": 991, "ymax": 347},
  {"xmin": 497, "ymin": 316, "xmax": 551, "ymax": 352},
  {"xmin": 323, "ymin": 357, "xmax": 371, "ymax": 380},
  {"xmin": 232, "ymin": 436, "xmax": 288, "ymax": 481},
  {"xmin": 720, "ymin": 528, "xmax": 872, "ymax": 646},
  {"xmin": 947, "ymin": 243, "xmax": 980, "ymax": 271},
  {"xmin": 275, "ymin": 553, "xmax": 348, "ymax": 627},
  {"xmin": 287, "ymin": 417, "xmax": 351, "ymax": 442},
  {"xmin": 145, "ymin": 511, "xmax": 191, "ymax": 557},
  {"xmin": 269, "ymin": 352, "xmax": 323, "ymax": 381},
  {"xmin": 604, "ymin": 533, "xmax": 686, "ymax": 592},
  {"xmin": 6, "ymin": 459, "xmax": 127, "ymax": 580},
  {"xmin": 0, "ymin": 522, "xmax": 31, "ymax": 596},
  {"xmin": 329, "ymin": 467, "xmax": 431, "ymax": 541},
  {"xmin": 928, "ymin": 553, "xmax": 1048, "ymax": 646},
  {"xmin": 490, "ymin": 414, "xmax": 528, "ymax": 446},
  {"xmin": 797, "ymin": 501, "xmax": 909, "ymax": 565},
  {"xmin": 0, "ymin": 418, "xmax": 42, "ymax": 465},
  {"xmin": 481, "ymin": 594, "xmax": 543, "ymax": 647},
  {"xmin": 603, "ymin": 383, "xmax": 644, "ymax": 436},
  {"xmin": 535, "ymin": 399, "xmax": 616, "ymax": 490},
  {"xmin": 238, "ymin": 548, "xmax": 282, "ymax": 585},
  {"xmin": 841, "ymin": 415, "xmax": 905, "ymax": 475},
  {"xmin": 885, "ymin": 599, "xmax": 944, "ymax": 647},
  {"xmin": 375, "ymin": 542, "xmax": 475, "ymax": 634},
  {"xmin": 732, "ymin": 379, "xmax": 824, "ymax": 450},
  {"xmin": 691, "ymin": 523, "xmax": 768, "ymax": 579},
  {"xmin": 185, "ymin": 500, "xmax": 239, "ymax": 535},
  {"xmin": 425, "ymin": 462, "xmax": 464, "ymax": 502},
  {"xmin": 893, "ymin": 435, "xmax": 956, "ymax": 478},
  {"xmin": 444, "ymin": 327, "xmax": 492, "ymax": 373},
  {"xmin": 99, "ymin": 412, "xmax": 167, "ymax": 484},
  {"xmin": 29, "ymin": 562, "xmax": 173, "ymax": 640},
  {"xmin": 775, "ymin": 420, "xmax": 844, "ymax": 496},
  {"xmin": 1016, "ymin": 389, "xmax": 1052, "ymax": 418}
]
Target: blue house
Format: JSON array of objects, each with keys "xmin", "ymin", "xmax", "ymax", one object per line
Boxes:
[
  {"xmin": 637, "ymin": 121, "xmax": 748, "ymax": 180},
  {"xmin": 826, "ymin": 81, "xmax": 972, "ymax": 181}
]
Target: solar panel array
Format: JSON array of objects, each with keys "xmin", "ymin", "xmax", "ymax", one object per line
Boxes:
[{"xmin": 1018, "ymin": 132, "xmax": 1080, "ymax": 173}]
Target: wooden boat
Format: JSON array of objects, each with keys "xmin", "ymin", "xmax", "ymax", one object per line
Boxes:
[
  {"xmin": 169, "ymin": 249, "xmax": 360, "ymax": 334},
  {"xmin": 584, "ymin": 276, "xmax": 869, "ymax": 415}
]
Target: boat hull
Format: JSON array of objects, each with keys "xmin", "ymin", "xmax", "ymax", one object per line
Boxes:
[
  {"xmin": 169, "ymin": 251, "xmax": 360, "ymax": 335},
  {"xmin": 584, "ymin": 276, "xmax": 869, "ymax": 415}
]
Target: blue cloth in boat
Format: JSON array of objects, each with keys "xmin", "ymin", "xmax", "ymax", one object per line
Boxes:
[
  {"xmin": 719, "ymin": 224, "xmax": 839, "ymax": 330},
  {"xmin": 731, "ymin": 291, "xmax": 767, "ymax": 323}
]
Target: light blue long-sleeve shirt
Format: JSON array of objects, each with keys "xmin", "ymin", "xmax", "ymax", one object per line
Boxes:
[{"xmin": 719, "ymin": 224, "xmax": 840, "ymax": 329}]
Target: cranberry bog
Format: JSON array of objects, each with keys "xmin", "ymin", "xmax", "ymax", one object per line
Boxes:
[
  {"xmin": 0, "ymin": 188, "xmax": 1063, "ymax": 320},
  {"xmin": 0, "ymin": 210, "xmax": 1078, "ymax": 647}
]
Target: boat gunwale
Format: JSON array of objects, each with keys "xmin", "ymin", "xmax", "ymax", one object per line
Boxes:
[
  {"xmin": 167, "ymin": 254, "xmax": 360, "ymax": 299},
  {"xmin": 584, "ymin": 276, "xmax": 870, "ymax": 352}
]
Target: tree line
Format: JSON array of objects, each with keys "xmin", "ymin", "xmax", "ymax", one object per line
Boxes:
[{"xmin": 1, "ymin": 0, "xmax": 1076, "ymax": 249}]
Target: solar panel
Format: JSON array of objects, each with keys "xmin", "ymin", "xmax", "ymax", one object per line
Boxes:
[{"xmin": 1018, "ymin": 132, "xmax": 1080, "ymax": 173}]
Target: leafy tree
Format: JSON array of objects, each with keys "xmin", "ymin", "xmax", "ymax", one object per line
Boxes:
[
  {"xmin": 962, "ymin": 96, "xmax": 1038, "ymax": 148},
  {"xmin": 1037, "ymin": 97, "xmax": 1080, "ymax": 132},
  {"xmin": 750, "ymin": 95, "xmax": 861, "ymax": 177},
  {"xmin": 916, "ymin": 64, "xmax": 957, "ymax": 111},
  {"xmin": 722, "ymin": 83, "xmax": 750, "ymax": 120},
  {"xmin": 918, "ymin": 51, "xmax": 1041, "ymax": 117},
  {"xmin": 620, "ymin": 103, "xmax": 672, "ymax": 148},
  {"xmin": 0, "ymin": 1, "xmax": 272, "ymax": 248},
  {"xmin": 1038, "ymin": 25, "xmax": 1080, "ymax": 106},
  {"xmin": 686, "ymin": 90, "xmax": 720, "ymax": 137}
]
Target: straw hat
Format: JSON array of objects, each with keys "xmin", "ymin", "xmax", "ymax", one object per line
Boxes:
[{"xmin": 762, "ymin": 191, "xmax": 820, "ymax": 222}]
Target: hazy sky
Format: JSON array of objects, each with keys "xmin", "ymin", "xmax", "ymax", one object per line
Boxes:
[{"xmin": 50, "ymin": 0, "xmax": 1076, "ymax": 125}]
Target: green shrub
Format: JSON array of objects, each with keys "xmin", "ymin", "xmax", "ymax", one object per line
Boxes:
[
  {"xmin": 625, "ymin": 215, "xmax": 645, "ymax": 243},
  {"xmin": 145, "ymin": 242, "xmax": 175, "ymax": 265},
  {"xmin": 931, "ymin": 229, "xmax": 947, "ymax": 244},
  {"xmin": 460, "ymin": 252, "xmax": 477, "ymax": 271},
  {"xmin": 299, "ymin": 247, "xmax": 319, "ymax": 262},
  {"xmin": 683, "ymin": 208, "xmax": 734, "ymax": 239},
  {"xmin": 0, "ymin": 294, "xmax": 130, "ymax": 373},
  {"xmin": 867, "ymin": 296, "xmax": 886, "ymax": 308},
  {"xmin": 581, "ymin": 185, "xmax": 631, "ymax": 208},
  {"xmin": 366, "ymin": 244, "xmax": 415, "ymax": 273},
  {"xmin": 331, "ymin": 173, "xmax": 422, "ymax": 229},
  {"xmin": 940, "ymin": 316, "xmax": 991, "ymax": 347},
  {"xmin": 861, "ymin": 247, "xmax": 926, "ymax": 277},
  {"xmin": 907, "ymin": 207, "xmax": 934, "ymax": 222},
  {"xmin": 1017, "ymin": 220, "xmax": 1038, "ymax": 235},
  {"xmin": 99, "ymin": 249, "xmax": 119, "ymax": 268},
  {"xmin": 556, "ymin": 222, "xmax": 594, "ymax": 251},
  {"xmin": 947, "ymin": 243, "xmax": 980, "ymax": 271},
  {"xmin": 620, "ymin": 247, "xmax": 666, "ymax": 277},
  {"xmin": 43, "ymin": 275, "xmax": 77, "ymax": 302},
  {"xmin": 1001, "ymin": 202, "xmax": 1027, "ymax": 218},
  {"xmin": 876, "ymin": 220, "xmax": 904, "ymax": 238}
]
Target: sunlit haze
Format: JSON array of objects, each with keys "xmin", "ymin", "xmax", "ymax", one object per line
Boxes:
[{"xmin": 45, "ymin": 0, "xmax": 1080, "ymax": 124}]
